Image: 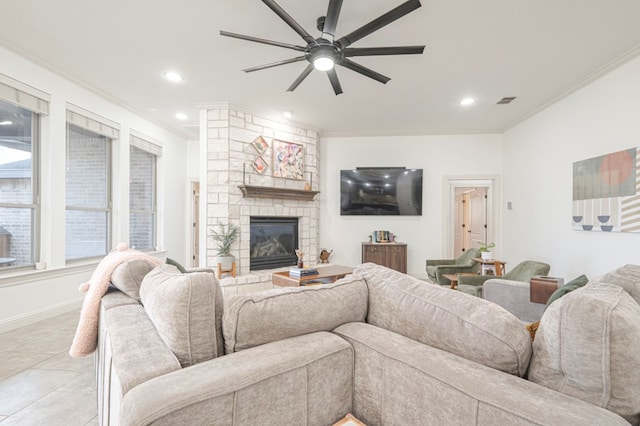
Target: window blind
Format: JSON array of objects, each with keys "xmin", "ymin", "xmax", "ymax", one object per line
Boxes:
[
  {"xmin": 130, "ymin": 131, "xmax": 162, "ymax": 156},
  {"xmin": 0, "ymin": 73, "xmax": 50, "ymax": 115},
  {"xmin": 66, "ymin": 103, "xmax": 120, "ymax": 139}
]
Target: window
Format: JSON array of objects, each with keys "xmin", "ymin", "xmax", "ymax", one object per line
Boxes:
[
  {"xmin": 65, "ymin": 106, "xmax": 119, "ymax": 260},
  {"xmin": 129, "ymin": 142, "xmax": 158, "ymax": 250},
  {"xmin": 0, "ymin": 99, "xmax": 39, "ymax": 269}
]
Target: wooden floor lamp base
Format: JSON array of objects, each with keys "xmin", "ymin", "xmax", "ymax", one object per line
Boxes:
[{"xmin": 217, "ymin": 261, "xmax": 236, "ymax": 278}]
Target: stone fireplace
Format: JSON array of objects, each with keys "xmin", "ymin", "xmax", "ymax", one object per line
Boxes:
[{"xmin": 200, "ymin": 103, "xmax": 320, "ymax": 295}]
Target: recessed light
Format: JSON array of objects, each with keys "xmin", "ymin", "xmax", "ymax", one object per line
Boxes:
[
  {"xmin": 164, "ymin": 71, "xmax": 183, "ymax": 82},
  {"xmin": 175, "ymin": 112, "xmax": 188, "ymax": 120},
  {"xmin": 283, "ymin": 110, "xmax": 292, "ymax": 119},
  {"xmin": 460, "ymin": 97, "xmax": 475, "ymax": 106},
  {"xmin": 0, "ymin": 120, "xmax": 12, "ymax": 126}
]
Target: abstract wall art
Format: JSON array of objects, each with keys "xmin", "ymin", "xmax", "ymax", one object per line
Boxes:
[
  {"xmin": 572, "ymin": 147, "xmax": 640, "ymax": 232},
  {"xmin": 272, "ymin": 140, "xmax": 304, "ymax": 180}
]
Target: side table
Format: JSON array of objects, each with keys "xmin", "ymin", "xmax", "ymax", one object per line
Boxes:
[
  {"xmin": 472, "ymin": 258, "xmax": 506, "ymax": 276},
  {"xmin": 530, "ymin": 276, "xmax": 564, "ymax": 304}
]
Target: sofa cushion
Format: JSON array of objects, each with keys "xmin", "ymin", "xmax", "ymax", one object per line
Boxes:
[
  {"xmin": 590, "ymin": 264, "xmax": 640, "ymax": 305},
  {"xmin": 354, "ymin": 263, "xmax": 532, "ymax": 377},
  {"xmin": 223, "ymin": 274, "xmax": 368, "ymax": 354},
  {"xmin": 110, "ymin": 258, "xmax": 158, "ymax": 301},
  {"xmin": 139, "ymin": 264, "xmax": 224, "ymax": 367},
  {"xmin": 529, "ymin": 283, "xmax": 640, "ymax": 422},
  {"xmin": 333, "ymin": 322, "xmax": 628, "ymax": 426}
]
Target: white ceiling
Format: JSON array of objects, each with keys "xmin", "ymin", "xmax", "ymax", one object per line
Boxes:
[{"xmin": 2, "ymin": 0, "xmax": 640, "ymax": 138}]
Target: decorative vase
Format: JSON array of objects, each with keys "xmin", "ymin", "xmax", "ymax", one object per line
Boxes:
[
  {"xmin": 215, "ymin": 254, "xmax": 235, "ymax": 271},
  {"xmin": 481, "ymin": 251, "xmax": 493, "ymax": 261}
]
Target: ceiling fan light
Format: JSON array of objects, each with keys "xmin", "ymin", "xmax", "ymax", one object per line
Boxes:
[{"xmin": 313, "ymin": 56, "xmax": 335, "ymax": 71}]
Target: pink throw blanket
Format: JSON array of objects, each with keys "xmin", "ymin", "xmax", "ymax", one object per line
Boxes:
[{"xmin": 69, "ymin": 243, "xmax": 162, "ymax": 357}]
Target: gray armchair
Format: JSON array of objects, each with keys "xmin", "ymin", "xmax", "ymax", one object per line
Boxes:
[
  {"xmin": 457, "ymin": 260, "xmax": 550, "ymax": 298},
  {"xmin": 426, "ymin": 248, "xmax": 480, "ymax": 286}
]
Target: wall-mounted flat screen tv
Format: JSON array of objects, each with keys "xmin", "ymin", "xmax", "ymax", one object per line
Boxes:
[{"xmin": 340, "ymin": 167, "xmax": 423, "ymax": 216}]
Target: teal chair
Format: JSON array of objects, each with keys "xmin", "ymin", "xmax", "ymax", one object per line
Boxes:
[
  {"xmin": 457, "ymin": 260, "xmax": 550, "ymax": 297},
  {"xmin": 426, "ymin": 248, "xmax": 480, "ymax": 286}
]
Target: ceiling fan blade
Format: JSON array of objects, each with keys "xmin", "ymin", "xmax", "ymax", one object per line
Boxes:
[
  {"xmin": 322, "ymin": 0, "xmax": 343, "ymax": 41},
  {"xmin": 220, "ymin": 31, "xmax": 306, "ymax": 52},
  {"xmin": 287, "ymin": 64, "xmax": 315, "ymax": 92},
  {"xmin": 338, "ymin": 58, "xmax": 390, "ymax": 84},
  {"xmin": 262, "ymin": 0, "xmax": 315, "ymax": 44},
  {"xmin": 336, "ymin": 0, "xmax": 422, "ymax": 48},
  {"xmin": 344, "ymin": 45, "xmax": 425, "ymax": 57},
  {"xmin": 243, "ymin": 56, "xmax": 307, "ymax": 73},
  {"xmin": 327, "ymin": 68, "xmax": 343, "ymax": 95}
]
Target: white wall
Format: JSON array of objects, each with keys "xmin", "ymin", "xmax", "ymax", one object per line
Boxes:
[
  {"xmin": 502, "ymin": 55, "xmax": 640, "ymax": 280},
  {"xmin": 319, "ymin": 134, "xmax": 503, "ymax": 278},
  {"xmin": 0, "ymin": 46, "xmax": 189, "ymax": 331}
]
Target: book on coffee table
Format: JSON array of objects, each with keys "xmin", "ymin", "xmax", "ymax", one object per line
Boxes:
[{"xmin": 289, "ymin": 267, "xmax": 319, "ymax": 277}]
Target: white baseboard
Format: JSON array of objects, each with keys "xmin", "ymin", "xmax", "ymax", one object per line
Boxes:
[{"xmin": 0, "ymin": 298, "xmax": 83, "ymax": 334}]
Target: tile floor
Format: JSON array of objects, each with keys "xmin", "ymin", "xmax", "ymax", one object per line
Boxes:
[{"xmin": 0, "ymin": 310, "xmax": 96, "ymax": 425}]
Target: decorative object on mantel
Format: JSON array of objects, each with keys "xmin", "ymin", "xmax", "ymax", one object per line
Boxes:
[
  {"xmin": 319, "ymin": 249, "xmax": 333, "ymax": 263},
  {"xmin": 273, "ymin": 139, "xmax": 304, "ymax": 180},
  {"xmin": 304, "ymin": 172, "xmax": 314, "ymax": 190},
  {"xmin": 210, "ymin": 221, "xmax": 239, "ymax": 278},
  {"xmin": 251, "ymin": 156, "xmax": 269, "ymax": 175},
  {"xmin": 251, "ymin": 135, "xmax": 269, "ymax": 154},
  {"xmin": 573, "ymin": 147, "xmax": 639, "ymax": 233}
]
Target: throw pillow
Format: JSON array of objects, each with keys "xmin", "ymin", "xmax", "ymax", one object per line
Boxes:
[
  {"xmin": 110, "ymin": 258, "xmax": 158, "ymax": 301},
  {"xmin": 545, "ymin": 274, "xmax": 588, "ymax": 308},
  {"xmin": 165, "ymin": 257, "xmax": 187, "ymax": 273},
  {"xmin": 223, "ymin": 274, "xmax": 368, "ymax": 354},
  {"xmin": 525, "ymin": 321, "xmax": 539, "ymax": 341},
  {"xmin": 140, "ymin": 264, "xmax": 224, "ymax": 367},
  {"xmin": 529, "ymin": 283, "xmax": 640, "ymax": 420}
]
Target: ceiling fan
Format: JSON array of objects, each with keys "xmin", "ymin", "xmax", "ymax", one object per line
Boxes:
[{"xmin": 220, "ymin": 0, "xmax": 425, "ymax": 95}]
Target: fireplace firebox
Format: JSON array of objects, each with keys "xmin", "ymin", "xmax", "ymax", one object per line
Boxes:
[{"xmin": 250, "ymin": 217, "xmax": 299, "ymax": 270}]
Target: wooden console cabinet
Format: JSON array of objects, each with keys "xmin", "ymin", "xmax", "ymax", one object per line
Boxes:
[{"xmin": 361, "ymin": 242, "xmax": 407, "ymax": 273}]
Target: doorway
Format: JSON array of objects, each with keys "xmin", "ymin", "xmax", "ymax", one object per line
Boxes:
[{"xmin": 444, "ymin": 176, "xmax": 499, "ymax": 258}]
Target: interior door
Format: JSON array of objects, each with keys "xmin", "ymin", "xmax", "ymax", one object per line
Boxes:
[{"xmin": 469, "ymin": 188, "xmax": 487, "ymax": 248}]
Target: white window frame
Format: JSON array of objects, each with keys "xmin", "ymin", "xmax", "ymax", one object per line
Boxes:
[
  {"xmin": 64, "ymin": 104, "xmax": 119, "ymax": 261},
  {"xmin": 129, "ymin": 132, "xmax": 162, "ymax": 251},
  {"xmin": 0, "ymin": 74, "xmax": 48, "ymax": 271}
]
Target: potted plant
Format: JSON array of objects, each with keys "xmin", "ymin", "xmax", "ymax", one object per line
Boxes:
[
  {"xmin": 210, "ymin": 221, "xmax": 239, "ymax": 272},
  {"xmin": 478, "ymin": 242, "xmax": 495, "ymax": 261}
]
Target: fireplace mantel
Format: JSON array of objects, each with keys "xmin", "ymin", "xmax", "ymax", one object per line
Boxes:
[{"xmin": 238, "ymin": 185, "xmax": 320, "ymax": 201}]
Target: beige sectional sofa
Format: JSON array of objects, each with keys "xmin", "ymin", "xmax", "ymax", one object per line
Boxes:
[{"xmin": 95, "ymin": 262, "xmax": 640, "ymax": 425}]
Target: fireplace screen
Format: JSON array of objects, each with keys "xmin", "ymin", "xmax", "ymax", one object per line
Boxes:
[{"xmin": 250, "ymin": 217, "xmax": 298, "ymax": 270}]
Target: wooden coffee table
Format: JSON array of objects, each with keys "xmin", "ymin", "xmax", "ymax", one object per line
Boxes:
[
  {"xmin": 442, "ymin": 273, "xmax": 478, "ymax": 289},
  {"xmin": 272, "ymin": 265, "xmax": 355, "ymax": 287}
]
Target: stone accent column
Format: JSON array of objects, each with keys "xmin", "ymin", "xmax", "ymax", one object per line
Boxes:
[{"xmin": 202, "ymin": 103, "xmax": 320, "ymax": 276}]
